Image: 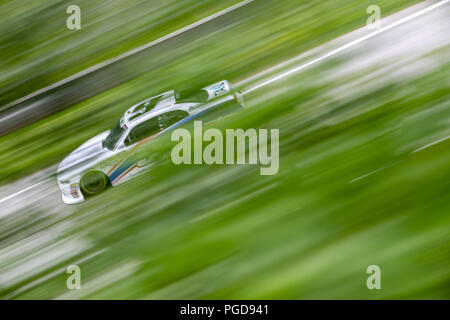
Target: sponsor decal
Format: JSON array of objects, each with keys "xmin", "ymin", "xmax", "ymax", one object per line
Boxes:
[
  {"xmin": 211, "ymin": 82, "xmax": 226, "ymax": 96},
  {"xmin": 70, "ymin": 183, "xmax": 80, "ymax": 198}
]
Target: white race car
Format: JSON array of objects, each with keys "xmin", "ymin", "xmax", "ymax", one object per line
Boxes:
[{"xmin": 57, "ymin": 80, "xmax": 244, "ymax": 204}]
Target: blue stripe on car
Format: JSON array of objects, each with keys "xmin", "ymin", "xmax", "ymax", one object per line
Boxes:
[{"xmin": 108, "ymin": 158, "xmax": 135, "ymax": 182}]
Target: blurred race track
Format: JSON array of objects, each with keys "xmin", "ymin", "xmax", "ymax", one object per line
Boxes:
[
  {"xmin": 1, "ymin": 0, "xmax": 449, "ymax": 299},
  {"xmin": 0, "ymin": 0, "xmax": 257, "ymax": 135}
]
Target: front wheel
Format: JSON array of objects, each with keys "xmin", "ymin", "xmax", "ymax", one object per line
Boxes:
[{"xmin": 80, "ymin": 171, "xmax": 109, "ymax": 196}]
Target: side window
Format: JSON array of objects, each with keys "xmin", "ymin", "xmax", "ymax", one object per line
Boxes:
[
  {"xmin": 125, "ymin": 118, "xmax": 160, "ymax": 146},
  {"xmin": 124, "ymin": 111, "xmax": 188, "ymax": 147},
  {"xmin": 159, "ymin": 110, "xmax": 189, "ymax": 129}
]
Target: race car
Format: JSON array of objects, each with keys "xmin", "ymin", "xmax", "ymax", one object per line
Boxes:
[{"xmin": 57, "ymin": 80, "xmax": 245, "ymax": 204}]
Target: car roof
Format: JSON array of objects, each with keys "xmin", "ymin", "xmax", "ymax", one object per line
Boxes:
[
  {"xmin": 120, "ymin": 91, "xmax": 177, "ymax": 128},
  {"xmin": 119, "ymin": 80, "xmax": 232, "ymax": 129}
]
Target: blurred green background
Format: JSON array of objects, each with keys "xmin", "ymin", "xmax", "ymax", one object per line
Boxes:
[{"xmin": 0, "ymin": 0, "xmax": 449, "ymax": 299}]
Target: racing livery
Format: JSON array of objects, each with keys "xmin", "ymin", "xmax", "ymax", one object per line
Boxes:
[{"xmin": 57, "ymin": 80, "xmax": 245, "ymax": 204}]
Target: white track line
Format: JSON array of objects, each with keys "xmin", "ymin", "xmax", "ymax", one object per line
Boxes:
[
  {"xmin": 412, "ymin": 135, "xmax": 450, "ymax": 153},
  {"xmin": 1, "ymin": 0, "xmax": 254, "ymax": 111},
  {"xmin": 349, "ymin": 134, "xmax": 450, "ymax": 183},
  {"xmin": 244, "ymin": 0, "xmax": 449, "ymax": 94},
  {"xmin": 0, "ymin": 178, "xmax": 52, "ymax": 205}
]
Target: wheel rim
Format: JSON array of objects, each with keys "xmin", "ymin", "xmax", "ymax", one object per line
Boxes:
[{"xmin": 81, "ymin": 172, "xmax": 107, "ymax": 195}]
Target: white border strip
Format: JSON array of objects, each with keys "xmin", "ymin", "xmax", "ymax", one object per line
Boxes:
[{"xmin": 0, "ymin": 178, "xmax": 51, "ymax": 205}]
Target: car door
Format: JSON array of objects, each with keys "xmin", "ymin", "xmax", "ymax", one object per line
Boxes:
[
  {"xmin": 111, "ymin": 111, "xmax": 188, "ymax": 185},
  {"xmin": 108, "ymin": 117, "xmax": 161, "ymax": 185}
]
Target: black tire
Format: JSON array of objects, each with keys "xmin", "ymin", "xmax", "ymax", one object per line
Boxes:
[{"xmin": 80, "ymin": 171, "xmax": 109, "ymax": 196}]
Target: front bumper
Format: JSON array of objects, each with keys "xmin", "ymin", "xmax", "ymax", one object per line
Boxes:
[{"xmin": 58, "ymin": 181, "xmax": 85, "ymax": 204}]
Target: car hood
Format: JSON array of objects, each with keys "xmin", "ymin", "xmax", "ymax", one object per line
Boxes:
[{"xmin": 57, "ymin": 130, "xmax": 113, "ymax": 181}]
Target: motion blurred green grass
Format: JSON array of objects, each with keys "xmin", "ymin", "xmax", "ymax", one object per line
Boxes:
[
  {"xmin": 0, "ymin": 0, "xmax": 421, "ymax": 183},
  {"xmin": 3, "ymin": 56, "xmax": 449, "ymax": 299},
  {"xmin": 1, "ymin": 0, "xmax": 449, "ymax": 299}
]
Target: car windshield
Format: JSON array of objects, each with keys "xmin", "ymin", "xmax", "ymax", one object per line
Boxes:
[
  {"xmin": 175, "ymin": 89, "xmax": 209, "ymax": 103},
  {"xmin": 129, "ymin": 96, "xmax": 163, "ymax": 121},
  {"xmin": 103, "ymin": 121, "xmax": 125, "ymax": 150}
]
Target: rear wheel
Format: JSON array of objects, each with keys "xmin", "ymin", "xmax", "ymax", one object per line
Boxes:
[{"xmin": 80, "ymin": 171, "xmax": 109, "ymax": 196}]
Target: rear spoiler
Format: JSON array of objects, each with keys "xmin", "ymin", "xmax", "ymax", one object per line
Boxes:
[{"xmin": 203, "ymin": 80, "xmax": 231, "ymax": 100}]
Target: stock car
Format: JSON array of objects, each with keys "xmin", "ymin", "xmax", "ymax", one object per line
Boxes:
[{"xmin": 57, "ymin": 80, "xmax": 245, "ymax": 204}]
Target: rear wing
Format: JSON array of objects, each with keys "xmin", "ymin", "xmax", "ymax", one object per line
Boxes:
[{"xmin": 203, "ymin": 80, "xmax": 232, "ymax": 100}]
